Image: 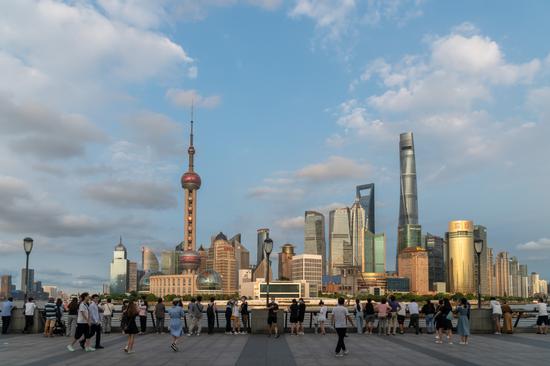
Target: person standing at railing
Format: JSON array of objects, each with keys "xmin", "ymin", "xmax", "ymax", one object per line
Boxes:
[
  {"xmin": 1, "ymin": 297, "xmax": 15, "ymax": 334},
  {"xmin": 421, "ymin": 300, "xmax": 435, "ymax": 335},
  {"xmin": 318, "ymin": 300, "xmax": 328, "ymax": 335},
  {"xmin": 407, "ymin": 299, "xmax": 421, "ymax": 335},
  {"xmin": 332, "ymin": 297, "xmax": 355, "ymax": 358},
  {"xmin": 23, "ymin": 297, "xmax": 36, "ymax": 334},
  {"xmin": 154, "ymin": 298, "xmax": 165, "ymax": 334},
  {"xmin": 363, "ymin": 298, "xmax": 376, "ymax": 335},
  {"xmin": 168, "ymin": 299, "xmax": 185, "ymax": 352},
  {"xmin": 297, "ymin": 298, "xmax": 306, "ymax": 335},
  {"xmin": 489, "ymin": 297, "xmax": 502, "ymax": 335},
  {"xmin": 231, "ymin": 298, "xmax": 241, "ymax": 334},
  {"xmin": 535, "ymin": 298, "xmax": 548, "ymax": 335},
  {"xmin": 354, "ymin": 299, "xmax": 364, "ymax": 334},
  {"xmin": 455, "ymin": 298, "xmax": 470, "ymax": 345},
  {"xmin": 207, "ymin": 297, "xmax": 217, "ymax": 335},
  {"xmin": 138, "ymin": 298, "xmax": 148, "ymax": 335},
  {"xmin": 501, "ymin": 300, "xmax": 513, "ymax": 334},
  {"xmin": 376, "ymin": 298, "xmax": 391, "ymax": 336},
  {"xmin": 224, "ymin": 300, "xmax": 232, "ymax": 334},
  {"xmin": 388, "ymin": 295, "xmax": 401, "ymax": 336},
  {"xmin": 240, "ymin": 296, "xmax": 249, "ymax": 334},
  {"xmin": 289, "ymin": 299, "xmax": 299, "ymax": 336},
  {"xmin": 267, "ymin": 297, "xmax": 280, "ymax": 338},
  {"xmin": 101, "ymin": 298, "xmax": 114, "ymax": 334}
]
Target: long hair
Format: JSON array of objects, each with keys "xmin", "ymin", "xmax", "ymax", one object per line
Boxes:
[{"xmin": 127, "ymin": 300, "xmax": 138, "ymax": 318}]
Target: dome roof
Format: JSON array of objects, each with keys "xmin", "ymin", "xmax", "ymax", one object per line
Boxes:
[
  {"xmin": 214, "ymin": 232, "xmax": 228, "ymax": 242},
  {"xmin": 181, "ymin": 171, "xmax": 201, "ymax": 190},
  {"xmin": 197, "ymin": 270, "xmax": 222, "ymax": 291},
  {"xmin": 139, "ymin": 271, "xmax": 162, "ymax": 291}
]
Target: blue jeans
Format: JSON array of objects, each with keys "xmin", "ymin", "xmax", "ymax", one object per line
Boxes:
[
  {"xmin": 355, "ymin": 314, "xmax": 364, "ymax": 334},
  {"xmin": 425, "ymin": 314, "xmax": 434, "ymax": 333}
]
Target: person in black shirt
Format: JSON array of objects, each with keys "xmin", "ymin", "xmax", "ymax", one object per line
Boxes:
[
  {"xmin": 289, "ymin": 299, "xmax": 299, "ymax": 335},
  {"xmin": 240, "ymin": 297, "xmax": 250, "ymax": 334},
  {"xmin": 363, "ymin": 298, "xmax": 376, "ymax": 334},
  {"xmin": 206, "ymin": 297, "xmax": 216, "ymax": 335},
  {"xmin": 267, "ymin": 297, "xmax": 279, "ymax": 338},
  {"xmin": 421, "ymin": 300, "xmax": 436, "ymax": 334},
  {"xmin": 297, "ymin": 298, "xmax": 306, "ymax": 335}
]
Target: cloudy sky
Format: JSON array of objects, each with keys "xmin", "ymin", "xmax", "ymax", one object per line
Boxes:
[{"xmin": 1, "ymin": 0, "xmax": 549, "ymax": 293}]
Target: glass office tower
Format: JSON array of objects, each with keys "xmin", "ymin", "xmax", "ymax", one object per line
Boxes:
[
  {"xmin": 304, "ymin": 211, "xmax": 327, "ymax": 276},
  {"xmin": 329, "ymin": 208, "xmax": 352, "ymax": 276}
]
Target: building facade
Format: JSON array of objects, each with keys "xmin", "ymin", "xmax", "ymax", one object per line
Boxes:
[
  {"xmin": 231, "ymin": 234, "xmax": 250, "ymax": 271},
  {"xmin": 329, "ymin": 207, "xmax": 352, "ymax": 276},
  {"xmin": 447, "ymin": 220, "xmax": 475, "ymax": 294},
  {"xmin": 304, "ymin": 211, "xmax": 326, "ymax": 275},
  {"xmin": 142, "ymin": 247, "xmax": 159, "ymax": 273},
  {"xmin": 397, "ymin": 247, "xmax": 429, "ymax": 294},
  {"xmin": 363, "ymin": 231, "xmax": 386, "ymax": 273},
  {"xmin": 149, "ymin": 273, "xmax": 198, "ymax": 297},
  {"xmin": 256, "ymin": 228, "xmax": 270, "ymax": 266},
  {"xmin": 495, "ymin": 252, "xmax": 510, "ymax": 297},
  {"xmin": 160, "ymin": 250, "xmax": 178, "ymax": 275},
  {"xmin": 1, "ymin": 275, "xmax": 12, "ymax": 299},
  {"xmin": 20, "ymin": 268, "xmax": 35, "ymax": 294},
  {"xmin": 425, "ymin": 233, "xmax": 445, "ymax": 291},
  {"xmin": 207, "ymin": 233, "xmax": 238, "ymax": 295},
  {"xmin": 291, "ymin": 254, "xmax": 323, "ymax": 293},
  {"xmin": 278, "ymin": 244, "xmax": 295, "ymax": 280},
  {"xmin": 473, "ymin": 225, "xmax": 492, "ymax": 296}
]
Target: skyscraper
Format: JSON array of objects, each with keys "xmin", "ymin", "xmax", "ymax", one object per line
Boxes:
[
  {"xmin": 398, "ymin": 247, "xmax": 429, "ymax": 294},
  {"xmin": 109, "ymin": 237, "xmax": 129, "ymax": 294},
  {"xmin": 495, "ymin": 252, "xmax": 510, "ymax": 296},
  {"xmin": 350, "ymin": 200, "xmax": 365, "ymax": 271},
  {"xmin": 363, "ymin": 231, "xmax": 386, "ymax": 273},
  {"xmin": 304, "ymin": 211, "xmax": 326, "ymax": 275},
  {"xmin": 397, "ymin": 132, "xmax": 421, "ymax": 260},
  {"xmin": 291, "ymin": 254, "xmax": 323, "ymax": 295},
  {"xmin": 230, "ymin": 234, "xmax": 250, "ymax": 270},
  {"xmin": 356, "ymin": 184, "xmax": 375, "ymax": 233},
  {"xmin": 207, "ymin": 233, "xmax": 237, "ymax": 294},
  {"xmin": 20, "ymin": 268, "xmax": 35, "ymax": 293},
  {"xmin": 425, "ymin": 233, "xmax": 445, "ymax": 291},
  {"xmin": 1, "ymin": 275, "xmax": 12, "ymax": 298},
  {"xmin": 256, "ymin": 228, "xmax": 270, "ymax": 266},
  {"xmin": 509, "ymin": 256, "xmax": 520, "ymax": 297},
  {"xmin": 128, "ymin": 261, "xmax": 138, "ymax": 292},
  {"xmin": 278, "ymin": 243, "xmax": 295, "ymax": 280},
  {"xmin": 519, "ymin": 264, "xmax": 529, "ymax": 298},
  {"xmin": 473, "ymin": 225, "xmax": 492, "ymax": 296},
  {"xmin": 329, "ymin": 207, "xmax": 352, "ymax": 276},
  {"xmin": 142, "ymin": 247, "xmax": 160, "ymax": 273},
  {"xmin": 160, "ymin": 250, "xmax": 178, "ymax": 275},
  {"xmin": 447, "ymin": 220, "xmax": 475, "ymax": 294}
]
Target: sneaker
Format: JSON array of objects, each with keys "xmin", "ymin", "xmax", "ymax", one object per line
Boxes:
[
  {"xmin": 187, "ymin": 333, "xmax": 192, "ymax": 337},
  {"xmin": 335, "ymin": 353, "xmax": 344, "ymax": 358},
  {"xmin": 85, "ymin": 347, "xmax": 96, "ymax": 352},
  {"xmin": 343, "ymin": 350, "xmax": 349, "ymax": 355},
  {"xmin": 67, "ymin": 345, "xmax": 75, "ymax": 352},
  {"xmin": 275, "ymin": 334, "xmax": 280, "ymax": 338},
  {"xmin": 127, "ymin": 350, "xmax": 135, "ymax": 354},
  {"xmin": 171, "ymin": 343, "xmax": 178, "ymax": 352}
]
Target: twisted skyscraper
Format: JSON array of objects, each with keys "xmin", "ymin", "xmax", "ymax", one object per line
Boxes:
[{"xmin": 397, "ymin": 132, "xmax": 421, "ymax": 259}]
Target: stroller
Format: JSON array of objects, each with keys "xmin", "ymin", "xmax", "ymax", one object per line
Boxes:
[{"xmin": 52, "ymin": 319, "xmax": 66, "ymax": 336}]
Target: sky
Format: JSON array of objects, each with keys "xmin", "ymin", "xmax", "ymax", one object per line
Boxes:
[{"xmin": 1, "ymin": 0, "xmax": 550, "ymax": 293}]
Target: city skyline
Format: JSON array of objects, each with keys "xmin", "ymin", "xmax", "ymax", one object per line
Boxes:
[{"xmin": 1, "ymin": 1, "xmax": 550, "ymax": 293}]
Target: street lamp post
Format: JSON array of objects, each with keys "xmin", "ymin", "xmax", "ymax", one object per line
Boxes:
[
  {"xmin": 23, "ymin": 237, "xmax": 34, "ymax": 302},
  {"xmin": 263, "ymin": 237, "xmax": 273, "ymax": 308},
  {"xmin": 474, "ymin": 239, "xmax": 484, "ymax": 309}
]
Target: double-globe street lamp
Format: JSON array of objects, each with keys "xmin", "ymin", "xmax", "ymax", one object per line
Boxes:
[
  {"xmin": 23, "ymin": 237, "xmax": 34, "ymax": 301},
  {"xmin": 263, "ymin": 237, "xmax": 273, "ymax": 308},
  {"xmin": 474, "ymin": 239, "xmax": 484, "ymax": 309}
]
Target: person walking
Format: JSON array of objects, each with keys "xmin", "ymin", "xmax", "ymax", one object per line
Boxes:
[
  {"xmin": 388, "ymin": 295, "xmax": 401, "ymax": 335},
  {"xmin": 267, "ymin": 297, "xmax": 280, "ymax": 338},
  {"xmin": 376, "ymin": 298, "xmax": 391, "ymax": 336},
  {"xmin": 421, "ymin": 300, "xmax": 436, "ymax": 334},
  {"xmin": 193, "ymin": 296, "xmax": 204, "ymax": 336},
  {"xmin": 535, "ymin": 298, "xmax": 548, "ymax": 335},
  {"xmin": 206, "ymin": 297, "xmax": 217, "ymax": 335},
  {"xmin": 489, "ymin": 297, "xmax": 502, "ymax": 335},
  {"xmin": 44, "ymin": 297, "xmax": 57, "ymax": 337},
  {"xmin": 501, "ymin": 300, "xmax": 513, "ymax": 334},
  {"xmin": 354, "ymin": 299, "xmax": 364, "ymax": 334},
  {"xmin": 224, "ymin": 300, "xmax": 232, "ymax": 334},
  {"xmin": 24, "ymin": 297, "xmax": 36, "ymax": 334},
  {"xmin": 101, "ymin": 298, "xmax": 114, "ymax": 334},
  {"xmin": 187, "ymin": 298, "xmax": 196, "ymax": 336},
  {"xmin": 297, "ymin": 298, "xmax": 306, "ymax": 335},
  {"xmin": 456, "ymin": 298, "xmax": 470, "ymax": 345},
  {"xmin": 289, "ymin": 299, "xmax": 299, "ymax": 335},
  {"xmin": 318, "ymin": 300, "xmax": 328, "ymax": 335},
  {"xmin": 332, "ymin": 297, "xmax": 355, "ymax": 357},
  {"xmin": 435, "ymin": 298, "xmax": 453, "ymax": 344},
  {"xmin": 231, "ymin": 298, "xmax": 241, "ymax": 334},
  {"xmin": 407, "ymin": 299, "xmax": 421, "ymax": 335},
  {"xmin": 1, "ymin": 297, "xmax": 15, "ymax": 334},
  {"xmin": 120, "ymin": 300, "xmax": 129, "ymax": 335},
  {"xmin": 240, "ymin": 297, "xmax": 249, "ymax": 334},
  {"xmin": 124, "ymin": 299, "xmax": 139, "ymax": 354},
  {"xmin": 83, "ymin": 295, "xmax": 103, "ymax": 349},
  {"xmin": 67, "ymin": 292, "xmax": 94, "ymax": 352},
  {"xmin": 168, "ymin": 299, "xmax": 185, "ymax": 351},
  {"xmin": 154, "ymin": 298, "xmax": 166, "ymax": 334},
  {"xmin": 364, "ymin": 298, "xmax": 376, "ymax": 335},
  {"xmin": 138, "ymin": 298, "xmax": 148, "ymax": 335}
]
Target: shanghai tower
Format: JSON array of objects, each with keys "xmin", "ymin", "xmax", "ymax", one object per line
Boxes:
[{"xmin": 397, "ymin": 132, "xmax": 421, "ymax": 256}]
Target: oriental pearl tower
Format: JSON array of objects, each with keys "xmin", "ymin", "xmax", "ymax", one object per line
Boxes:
[{"xmin": 179, "ymin": 111, "xmax": 201, "ymax": 273}]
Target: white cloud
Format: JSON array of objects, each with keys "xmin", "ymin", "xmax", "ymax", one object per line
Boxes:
[
  {"xmin": 166, "ymin": 88, "xmax": 221, "ymax": 109},
  {"xmin": 296, "ymin": 156, "xmax": 372, "ymax": 182},
  {"xmin": 517, "ymin": 238, "xmax": 550, "ymax": 251},
  {"xmin": 276, "ymin": 216, "xmax": 304, "ymax": 230}
]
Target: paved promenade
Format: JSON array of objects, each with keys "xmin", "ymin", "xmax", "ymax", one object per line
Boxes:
[{"xmin": 1, "ymin": 332, "xmax": 549, "ymax": 366}]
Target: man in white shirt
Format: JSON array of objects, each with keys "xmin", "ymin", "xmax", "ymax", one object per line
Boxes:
[
  {"xmin": 331, "ymin": 297, "xmax": 355, "ymax": 357},
  {"xmin": 86, "ymin": 294, "xmax": 103, "ymax": 349},
  {"xmin": 490, "ymin": 297, "xmax": 502, "ymax": 335},
  {"xmin": 407, "ymin": 299, "xmax": 421, "ymax": 335},
  {"xmin": 24, "ymin": 298, "xmax": 36, "ymax": 334},
  {"xmin": 67, "ymin": 292, "xmax": 94, "ymax": 352},
  {"xmin": 535, "ymin": 298, "xmax": 548, "ymax": 335}
]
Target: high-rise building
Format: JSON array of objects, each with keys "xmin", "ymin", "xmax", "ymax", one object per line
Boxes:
[
  {"xmin": 128, "ymin": 261, "xmax": 138, "ymax": 292},
  {"xmin": 207, "ymin": 233, "xmax": 238, "ymax": 294},
  {"xmin": 291, "ymin": 254, "xmax": 323, "ymax": 295},
  {"xmin": 350, "ymin": 200, "xmax": 365, "ymax": 271},
  {"xmin": 356, "ymin": 184, "xmax": 375, "ymax": 233},
  {"xmin": 447, "ymin": 220, "xmax": 475, "ymax": 294},
  {"xmin": 142, "ymin": 247, "xmax": 159, "ymax": 273},
  {"xmin": 329, "ymin": 207, "xmax": 352, "ymax": 275},
  {"xmin": 425, "ymin": 233, "xmax": 445, "ymax": 291},
  {"xmin": 198, "ymin": 246, "xmax": 208, "ymax": 274},
  {"xmin": 21, "ymin": 268, "xmax": 35, "ymax": 294},
  {"xmin": 42, "ymin": 285, "xmax": 58, "ymax": 298},
  {"xmin": 1, "ymin": 275, "xmax": 12, "ymax": 298},
  {"xmin": 160, "ymin": 250, "xmax": 178, "ymax": 275},
  {"xmin": 519, "ymin": 264, "xmax": 529, "ymax": 298},
  {"xmin": 304, "ymin": 211, "xmax": 326, "ymax": 275},
  {"xmin": 363, "ymin": 231, "xmax": 386, "ymax": 273},
  {"xmin": 530, "ymin": 272, "xmax": 541, "ymax": 296},
  {"xmin": 278, "ymin": 244, "xmax": 295, "ymax": 280},
  {"xmin": 109, "ymin": 237, "xmax": 129, "ymax": 294},
  {"xmin": 495, "ymin": 252, "xmax": 510, "ymax": 296},
  {"xmin": 230, "ymin": 234, "xmax": 250, "ymax": 270},
  {"xmin": 397, "ymin": 132, "xmax": 421, "ymax": 260},
  {"xmin": 473, "ymin": 225, "xmax": 492, "ymax": 296},
  {"xmin": 398, "ymin": 247, "xmax": 429, "ymax": 294},
  {"xmin": 508, "ymin": 256, "xmax": 521, "ymax": 297},
  {"xmin": 256, "ymin": 228, "xmax": 270, "ymax": 266}
]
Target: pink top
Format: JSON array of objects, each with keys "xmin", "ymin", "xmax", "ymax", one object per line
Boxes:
[
  {"xmin": 376, "ymin": 303, "xmax": 391, "ymax": 318},
  {"xmin": 138, "ymin": 305, "xmax": 147, "ymax": 317}
]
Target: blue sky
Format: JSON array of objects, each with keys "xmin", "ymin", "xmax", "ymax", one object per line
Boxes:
[{"xmin": 1, "ymin": 0, "xmax": 549, "ymax": 293}]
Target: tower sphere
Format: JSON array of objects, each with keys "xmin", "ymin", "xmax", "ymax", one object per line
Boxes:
[
  {"xmin": 181, "ymin": 171, "xmax": 202, "ymax": 190},
  {"xmin": 197, "ymin": 270, "xmax": 222, "ymax": 291},
  {"xmin": 179, "ymin": 249, "xmax": 201, "ymax": 272}
]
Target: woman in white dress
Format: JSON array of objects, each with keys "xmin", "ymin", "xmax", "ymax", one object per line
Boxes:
[{"xmin": 317, "ymin": 300, "xmax": 328, "ymax": 335}]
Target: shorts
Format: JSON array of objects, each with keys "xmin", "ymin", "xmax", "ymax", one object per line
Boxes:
[
  {"xmin": 492, "ymin": 314, "xmax": 502, "ymax": 321},
  {"xmin": 442, "ymin": 319, "xmax": 453, "ymax": 330},
  {"xmin": 290, "ymin": 316, "xmax": 298, "ymax": 324},
  {"xmin": 397, "ymin": 315, "xmax": 405, "ymax": 324},
  {"xmin": 298, "ymin": 316, "xmax": 305, "ymax": 323},
  {"xmin": 537, "ymin": 315, "xmax": 549, "ymax": 326},
  {"xmin": 267, "ymin": 316, "xmax": 277, "ymax": 325},
  {"xmin": 231, "ymin": 315, "xmax": 239, "ymax": 321},
  {"xmin": 74, "ymin": 323, "xmax": 90, "ymax": 340},
  {"xmin": 365, "ymin": 314, "xmax": 376, "ymax": 323}
]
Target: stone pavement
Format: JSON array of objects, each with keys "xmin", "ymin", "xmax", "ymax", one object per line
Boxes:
[{"xmin": 1, "ymin": 331, "xmax": 549, "ymax": 366}]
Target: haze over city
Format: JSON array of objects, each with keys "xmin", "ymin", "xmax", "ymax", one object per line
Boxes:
[{"xmin": 1, "ymin": 0, "xmax": 550, "ymax": 294}]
